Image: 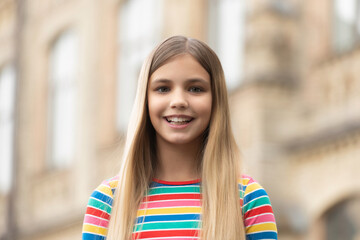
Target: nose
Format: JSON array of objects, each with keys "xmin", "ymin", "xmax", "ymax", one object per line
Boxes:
[{"xmin": 170, "ymin": 89, "xmax": 188, "ymax": 109}]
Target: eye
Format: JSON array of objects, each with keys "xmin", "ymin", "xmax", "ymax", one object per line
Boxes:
[
  {"xmin": 189, "ymin": 86, "xmax": 203, "ymax": 93},
  {"xmin": 155, "ymin": 86, "xmax": 170, "ymax": 93}
]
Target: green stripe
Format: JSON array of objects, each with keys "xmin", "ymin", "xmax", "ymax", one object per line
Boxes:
[
  {"xmin": 148, "ymin": 186, "xmax": 200, "ymax": 195},
  {"xmin": 239, "ymin": 190, "xmax": 245, "ymax": 199},
  {"xmin": 243, "ymin": 196, "xmax": 270, "ymax": 213},
  {"xmin": 134, "ymin": 220, "xmax": 200, "ymax": 231},
  {"xmin": 88, "ymin": 198, "xmax": 112, "ymax": 214}
]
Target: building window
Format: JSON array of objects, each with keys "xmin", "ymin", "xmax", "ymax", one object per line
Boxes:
[
  {"xmin": 332, "ymin": 0, "xmax": 360, "ymax": 53},
  {"xmin": 324, "ymin": 197, "xmax": 360, "ymax": 240},
  {"xmin": 47, "ymin": 31, "xmax": 78, "ymax": 169},
  {"xmin": 116, "ymin": 0, "xmax": 163, "ymax": 132},
  {"xmin": 208, "ymin": 0, "xmax": 245, "ymax": 89},
  {"xmin": 0, "ymin": 64, "xmax": 16, "ymax": 192}
]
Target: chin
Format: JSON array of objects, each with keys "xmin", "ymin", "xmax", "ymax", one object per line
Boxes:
[
  {"xmin": 168, "ymin": 139, "xmax": 193, "ymax": 145},
  {"xmin": 167, "ymin": 136, "xmax": 201, "ymax": 146}
]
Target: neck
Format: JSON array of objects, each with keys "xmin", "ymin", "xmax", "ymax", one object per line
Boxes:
[{"xmin": 155, "ymin": 136, "xmax": 202, "ymax": 182}]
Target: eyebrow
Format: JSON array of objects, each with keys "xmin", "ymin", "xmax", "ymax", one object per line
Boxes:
[
  {"xmin": 151, "ymin": 78, "xmax": 210, "ymax": 85},
  {"xmin": 150, "ymin": 79, "xmax": 171, "ymax": 84}
]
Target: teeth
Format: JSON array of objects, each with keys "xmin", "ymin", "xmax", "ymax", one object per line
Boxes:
[
  {"xmin": 166, "ymin": 117, "xmax": 192, "ymax": 123},
  {"xmin": 168, "ymin": 117, "xmax": 190, "ymax": 122}
]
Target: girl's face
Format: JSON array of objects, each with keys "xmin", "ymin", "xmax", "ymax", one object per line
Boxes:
[{"xmin": 147, "ymin": 53, "xmax": 212, "ymax": 146}]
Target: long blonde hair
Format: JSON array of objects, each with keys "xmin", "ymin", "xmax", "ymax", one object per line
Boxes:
[{"xmin": 107, "ymin": 35, "xmax": 245, "ymax": 240}]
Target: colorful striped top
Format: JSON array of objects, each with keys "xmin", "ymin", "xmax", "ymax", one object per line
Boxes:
[{"xmin": 82, "ymin": 175, "xmax": 277, "ymax": 240}]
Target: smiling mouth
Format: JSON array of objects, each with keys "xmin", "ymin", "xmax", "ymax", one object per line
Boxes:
[{"xmin": 165, "ymin": 116, "xmax": 193, "ymax": 125}]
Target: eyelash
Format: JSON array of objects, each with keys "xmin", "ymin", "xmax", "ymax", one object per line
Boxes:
[
  {"xmin": 189, "ymin": 86, "xmax": 204, "ymax": 92},
  {"xmin": 155, "ymin": 87, "xmax": 170, "ymax": 93},
  {"xmin": 155, "ymin": 86, "xmax": 204, "ymax": 93}
]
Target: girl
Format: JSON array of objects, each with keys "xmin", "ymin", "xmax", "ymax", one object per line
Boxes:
[{"xmin": 82, "ymin": 36, "xmax": 278, "ymax": 240}]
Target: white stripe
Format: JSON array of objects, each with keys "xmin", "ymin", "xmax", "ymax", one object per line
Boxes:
[
  {"xmin": 137, "ymin": 213, "xmax": 200, "ymax": 217},
  {"xmin": 142, "ymin": 199, "xmax": 200, "ymax": 204},
  {"xmin": 135, "ymin": 228, "xmax": 200, "ymax": 233},
  {"xmin": 96, "ymin": 186, "xmax": 113, "ymax": 198},
  {"xmin": 147, "ymin": 192, "xmax": 200, "ymax": 197},
  {"xmin": 135, "ymin": 219, "xmax": 200, "ymax": 226}
]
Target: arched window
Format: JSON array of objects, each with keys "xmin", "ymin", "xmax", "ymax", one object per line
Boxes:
[
  {"xmin": 333, "ymin": 0, "xmax": 360, "ymax": 53},
  {"xmin": 0, "ymin": 64, "xmax": 16, "ymax": 192},
  {"xmin": 208, "ymin": 0, "xmax": 245, "ymax": 89},
  {"xmin": 47, "ymin": 30, "xmax": 78, "ymax": 169},
  {"xmin": 116, "ymin": 0, "xmax": 163, "ymax": 132},
  {"xmin": 324, "ymin": 196, "xmax": 360, "ymax": 240}
]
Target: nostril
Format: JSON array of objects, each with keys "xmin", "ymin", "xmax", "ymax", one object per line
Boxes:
[{"xmin": 170, "ymin": 100, "xmax": 188, "ymax": 108}]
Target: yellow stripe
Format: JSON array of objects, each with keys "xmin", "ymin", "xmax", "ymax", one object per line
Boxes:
[
  {"xmin": 108, "ymin": 180, "xmax": 119, "ymax": 189},
  {"xmin": 137, "ymin": 207, "xmax": 201, "ymax": 216},
  {"xmin": 83, "ymin": 224, "xmax": 108, "ymax": 236},
  {"xmin": 244, "ymin": 182, "xmax": 262, "ymax": 194},
  {"xmin": 97, "ymin": 185, "xmax": 113, "ymax": 196},
  {"xmin": 246, "ymin": 222, "xmax": 277, "ymax": 233},
  {"xmin": 239, "ymin": 178, "xmax": 250, "ymax": 186}
]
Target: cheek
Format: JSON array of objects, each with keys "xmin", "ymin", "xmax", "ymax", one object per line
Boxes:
[
  {"xmin": 147, "ymin": 95, "xmax": 163, "ymax": 121},
  {"xmin": 198, "ymin": 96, "xmax": 212, "ymax": 114},
  {"xmin": 193, "ymin": 96, "xmax": 212, "ymax": 124},
  {"xmin": 204, "ymin": 105, "xmax": 212, "ymax": 123}
]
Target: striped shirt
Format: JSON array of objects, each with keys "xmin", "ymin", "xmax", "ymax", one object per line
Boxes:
[{"xmin": 82, "ymin": 175, "xmax": 277, "ymax": 240}]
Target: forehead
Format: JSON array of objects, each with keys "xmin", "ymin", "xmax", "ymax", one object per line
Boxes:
[{"xmin": 149, "ymin": 53, "xmax": 210, "ymax": 83}]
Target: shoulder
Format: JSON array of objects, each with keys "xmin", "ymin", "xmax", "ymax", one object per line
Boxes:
[
  {"xmin": 237, "ymin": 174, "xmax": 273, "ymax": 211},
  {"xmin": 238, "ymin": 174, "xmax": 267, "ymax": 199},
  {"xmin": 238, "ymin": 174, "xmax": 259, "ymax": 188},
  {"xmin": 90, "ymin": 175, "xmax": 119, "ymax": 203},
  {"xmin": 238, "ymin": 174, "xmax": 278, "ymax": 239},
  {"xmin": 101, "ymin": 175, "xmax": 120, "ymax": 196},
  {"xmin": 238, "ymin": 174, "xmax": 264, "ymax": 201},
  {"xmin": 82, "ymin": 176, "xmax": 119, "ymax": 240}
]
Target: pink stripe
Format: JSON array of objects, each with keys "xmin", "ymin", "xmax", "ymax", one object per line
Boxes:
[
  {"xmin": 139, "ymin": 200, "xmax": 201, "ymax": 209},
  {"xmin": 140, "ymin": 238, "xmax": 198, "ymax": 240},
  {"xmin": 84, "ymin": 214, "xmax": 109, "ymax": 228},
  {"xmin": 244, "ymin": 213, "xmax": 276, "ymax": 227},
  {"xmin": 241, "ymin": 174, "xmax": 254, "ymax": 183}
]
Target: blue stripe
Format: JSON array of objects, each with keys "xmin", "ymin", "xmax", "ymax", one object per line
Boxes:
[
  {"xmin": 91, "ymin": 190, "xmax": 113, "ymax": 205},
  {"xmin": 82, "ymin": 232, "xmax": 106, "ymax": 240},
  {"xmin": 238, "ymin": 183, "xmax": 246, "ymax": 192},
  {"xmin": 247, "ymin": 231, "xmax": 277, "ymax": 240},
  {"xmin": 243, "ymin": 188, "xmax": 267, "ymax": 204},
  {"xmin": 136, "ymin": 214, "xmax": 200, "ymax": 223}
]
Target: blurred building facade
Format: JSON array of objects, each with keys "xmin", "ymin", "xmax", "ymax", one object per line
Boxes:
[{"xmin": 0, "ymin": 0, "xmax": 359, "ymax": 239}]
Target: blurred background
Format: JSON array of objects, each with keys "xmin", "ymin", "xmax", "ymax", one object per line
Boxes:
[{"xmin": 0, "ymin": 0, "xmax": 360, "ymax": 239}]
